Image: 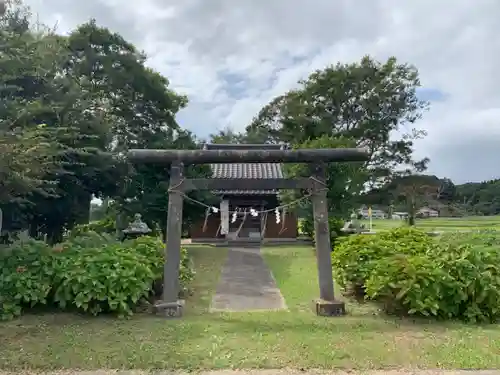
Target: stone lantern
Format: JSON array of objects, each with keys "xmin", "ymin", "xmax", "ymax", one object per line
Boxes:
[
  {"xmin": 122, "ymin": 213, "xmax": 151, "ymax": 240},
  {"xmin": 341, "ymin": 212, "xmax": 364, "ymax": 235}
]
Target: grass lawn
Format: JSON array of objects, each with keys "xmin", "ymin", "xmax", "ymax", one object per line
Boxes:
[
  {"xmin": 362, "ymin": 215, "xmax": 500, "ymax": 232},
  {"xmin": 1, "ymin": 245, "xmax": 500, "ymax": 371}
]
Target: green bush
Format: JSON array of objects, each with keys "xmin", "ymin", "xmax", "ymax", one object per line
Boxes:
[
  {"xmin": 125, "ymin": 236, "xmax": 164, "ymax": 278},
  {"xmin": 52, "ymin": 243, "xmax": 156, "ymax": 317},
  {"xmin": 71, "ymin": 217, "xmax": 116, "ymax": 237},
  {"xmin": 365, "ymin": 242, "xmax": 500, "ymax": 322},
  {"xmin": 179, "ymin": 247, "xmax": 195, "ymax": 293},
  {"xmin": 0, "ymin": 233, "xmax": 195, "ymax": 320},
  {"xmin": 331, "ymin": 227, "xmax": 432, "ymax": 294},
  {"xmin": 365, "ymin": 251, "xmax": 457, "ymax": 317},
  {"xmin": 377, "ymin": 227, "xmax": 433, "ymax": 244},
  {"xmin": 0, "ymin": 239, "xmax": 54, "ymax": 320},
  {"xmin": 337, "ymin": 228, "xmax": 500, "ymax": 323},
  {"xmin": 298, "ymin": 217, "xmax": 313, "ymax": 238},
  {"xmin": 65, "ymin": 230, "xmax": 116, "ymax": 248},
  {"xmin": 429, "ymin": 242, "xmax": 500, "ymax": 322},
  {"xmin": 124, "ymin": 236, "xmax": 195, "ymax": 295},
  {"xmin": 300, "ymin": 216, "xmax": 345, "ymax": 245}
]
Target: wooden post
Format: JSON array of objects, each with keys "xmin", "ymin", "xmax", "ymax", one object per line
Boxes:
[
  {"xmin": 155, "ymin": 161, "xmax": 185, "ymax": 318},
  {"xmin": 311, "ymin": 162, "xmax": 346, "ymax": 317}
]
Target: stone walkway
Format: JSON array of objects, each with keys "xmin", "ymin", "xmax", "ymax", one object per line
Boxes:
[{"xmin": 210, "ymin": 247, "xmax": 287, "ymax": 312}]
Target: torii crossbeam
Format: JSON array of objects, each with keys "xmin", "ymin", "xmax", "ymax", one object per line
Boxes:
[{"xmin": 128, "ymin": 147, "xmax": 370, "ymax": 318}]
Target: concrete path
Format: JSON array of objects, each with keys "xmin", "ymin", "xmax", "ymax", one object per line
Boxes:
[{"xmin": 210, "ymin": 247, "xmax": 287, "ymax": 312}]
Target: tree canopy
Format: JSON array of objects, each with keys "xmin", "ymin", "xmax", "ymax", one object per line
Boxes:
[
  {"xmin": 215, "ymin": 56, "xmax": 432, "ymax": 219},
  {"xmin": 0, "ymin": 3, "xmax": 206, "ymax": 242},
  {"xmin": 246, "ymin": 56, "xmax": 429, "ymax": 185}
]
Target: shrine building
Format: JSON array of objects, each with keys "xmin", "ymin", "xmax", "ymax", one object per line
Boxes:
[{"xmin": 189, "ymin": 143, "xmax": 298, "ymax": 244}]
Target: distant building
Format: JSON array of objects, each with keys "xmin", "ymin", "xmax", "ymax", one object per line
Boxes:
[
  {"xmin": 358, "ymin": 208, "xmax": 386, "ymax": 219},
  {"xmin": 417, "ymin": 207, "xmax": 439, "ymax": 218},
  {"xmin": 393, "ymin": 212, "xmax": 409, "ymax": 220}
]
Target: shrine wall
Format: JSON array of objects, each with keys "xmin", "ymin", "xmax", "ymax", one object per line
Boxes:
[
  {"xmin": 264, "ymin": 211, "xmax": 298, "ymax": 238},
  {"xmin": 190, "ymin": 215, "xmax": 223, "ymax": 239},
  {"xmin": 189, "ymin": 212, "xmax": 298, "ymax": 239}
]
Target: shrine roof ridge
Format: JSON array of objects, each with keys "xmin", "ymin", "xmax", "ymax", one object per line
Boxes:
[{"xmin": 204, "ymin": 143, "xmax": 284, "ymax": 196}]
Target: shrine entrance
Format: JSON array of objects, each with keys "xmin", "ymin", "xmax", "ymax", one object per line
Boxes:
[{"xmin": 128, "ymin": 146, "xmax": 369, "ymax": 318}]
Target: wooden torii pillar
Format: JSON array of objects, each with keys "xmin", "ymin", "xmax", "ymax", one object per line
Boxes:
[{"xmin": 128, "ymin": 147, "xmax": 369, "ymax": 318}]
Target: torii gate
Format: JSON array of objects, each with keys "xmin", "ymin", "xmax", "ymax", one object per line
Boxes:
[{"xmin": 128, "ymin": 147, "xmax": 369, "ymax": 318}]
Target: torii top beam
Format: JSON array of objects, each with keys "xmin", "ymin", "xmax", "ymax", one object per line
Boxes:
[{"xmin": 127, "ymin": 148, "xmax": 370, "ymax": 165}]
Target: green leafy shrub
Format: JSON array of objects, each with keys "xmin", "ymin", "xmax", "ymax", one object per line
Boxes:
[
  {"xmin": 124, "ymin": 236, "xmax": 195, "ymax": 296},
  {"xmin": 179, "ymin": 247, "xmax": 195, "ymax": 294},
  {"xmin": 438, "ymin": 230, "xmax": 500, "ymax": 248},
  {"xmin": 298, "ymin": 217, "xmax": 313, "ymax": 238},
  {"xmin": 300, "ymin": 216, "xmax": 345, "ymax": 245},
  {"xmin": 365, "ymin": 238, "xmax": 500, "ymax": 323},
  {"xmin": 0, "ymin": 239, "xmax": 54, "ymax": 320},
  {"xmin": 52, "ymin": 243, "xmax": 156, "ymax": 317},
  {"xmin": 125, "ymin": 236, "xmax": 164, "ymax": 276},
  {"xmin": 0, "ymin": 233, "xmax": 195, "ymax": 320},
  {"xmin": 332, "ymin": 227, "xmax": 432, "ymax": 296},
  {"xmin": 71, "ymin": 217, "xmax": 115, "ymax": 237},
  {"xmin": 64, "ymin": 230, "xmax": 116, "ymax": 248},
  {"xmin": 430, "ymin": 243, "xmax": 500, "ymax": 322},
  {"xmin": 328, "ymin": 217, "xmax": 346, "ymax": 241},
  {"xmin": 365, "ymin": 251, "xmax": 457, "ymax": 317},
  {"xmin": 377, "ymin": 227, "xmax": 433, "ymax": 244}
]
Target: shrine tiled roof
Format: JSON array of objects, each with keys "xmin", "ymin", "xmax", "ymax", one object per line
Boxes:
[{"xmin": 203, "ymin": 143, "xmax": 286, "ymax": 195}]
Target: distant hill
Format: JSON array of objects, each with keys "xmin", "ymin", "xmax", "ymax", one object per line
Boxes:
[{"xmin": 362, "ymin": 175, "xmax": 500, "ymax": 217}]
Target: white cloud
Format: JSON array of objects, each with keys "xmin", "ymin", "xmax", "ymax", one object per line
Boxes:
[{"xmin": 24, "ymin": 0, "xmax": 500, "ymax": 183}]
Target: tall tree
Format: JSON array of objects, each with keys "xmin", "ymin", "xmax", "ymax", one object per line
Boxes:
[
  {"xmin": 0, "ymin": 2, "xmax": 70, "ymax": 236},
  {"xmin": 210, "ymin": 126, "xmax": 243, "ymax": 144},
  {"xmin": 283, "ymin": 135, "xmax": 365, "ymax": 238},
  {"xmin": 66, "ymin": 21, "xmax": 209, "ymax": 234},
  {"xmin": 0, "ymin": 3, "xmax": 60, "ymax": 205},
  {"xmin": 395, "ymin": 174, "xmax": 437, "ymax": 225},
  {"xmin": 246, "ymin": 56, "xmax": 429, "ymax": 186}
]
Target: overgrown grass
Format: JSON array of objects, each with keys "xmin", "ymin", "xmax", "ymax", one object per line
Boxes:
[{"xmin": 1, "ymin": 245, "xmax": 500, "ymax": 370}]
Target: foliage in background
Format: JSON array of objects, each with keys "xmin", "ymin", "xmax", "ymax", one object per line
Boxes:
[
  {"xmin": 246, "ymin": 56, "xmax": 429, "ymax": 187},
  {"xmin": 70, "ymin": 218, "xmax": 116, "ymax": 237},
  {"xmin": 360, "ymin": 174, "xmax": 500, "ymax": 218},
  {"xmin": 283, "ymin": 135, "xmax": 366, "ymax": 220},
  {"xmin": 454, "ymin": 179, "xmax": 500, "ymax": 216},
  {"xmin": 299, "ymin": 216, "xmax": 345, "ymax": 246},
  {"xmin": 209, "ymin": 56, "xmax": 433, "ymax": 224},
  {"xmin": 0, "ymin": 3, "xmax": 208, "ymax": 244}
]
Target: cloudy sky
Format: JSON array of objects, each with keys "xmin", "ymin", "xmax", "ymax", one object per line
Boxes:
[{"xmin": 25, "ymin": 0, "xmax": 500, "ymax": 183}]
